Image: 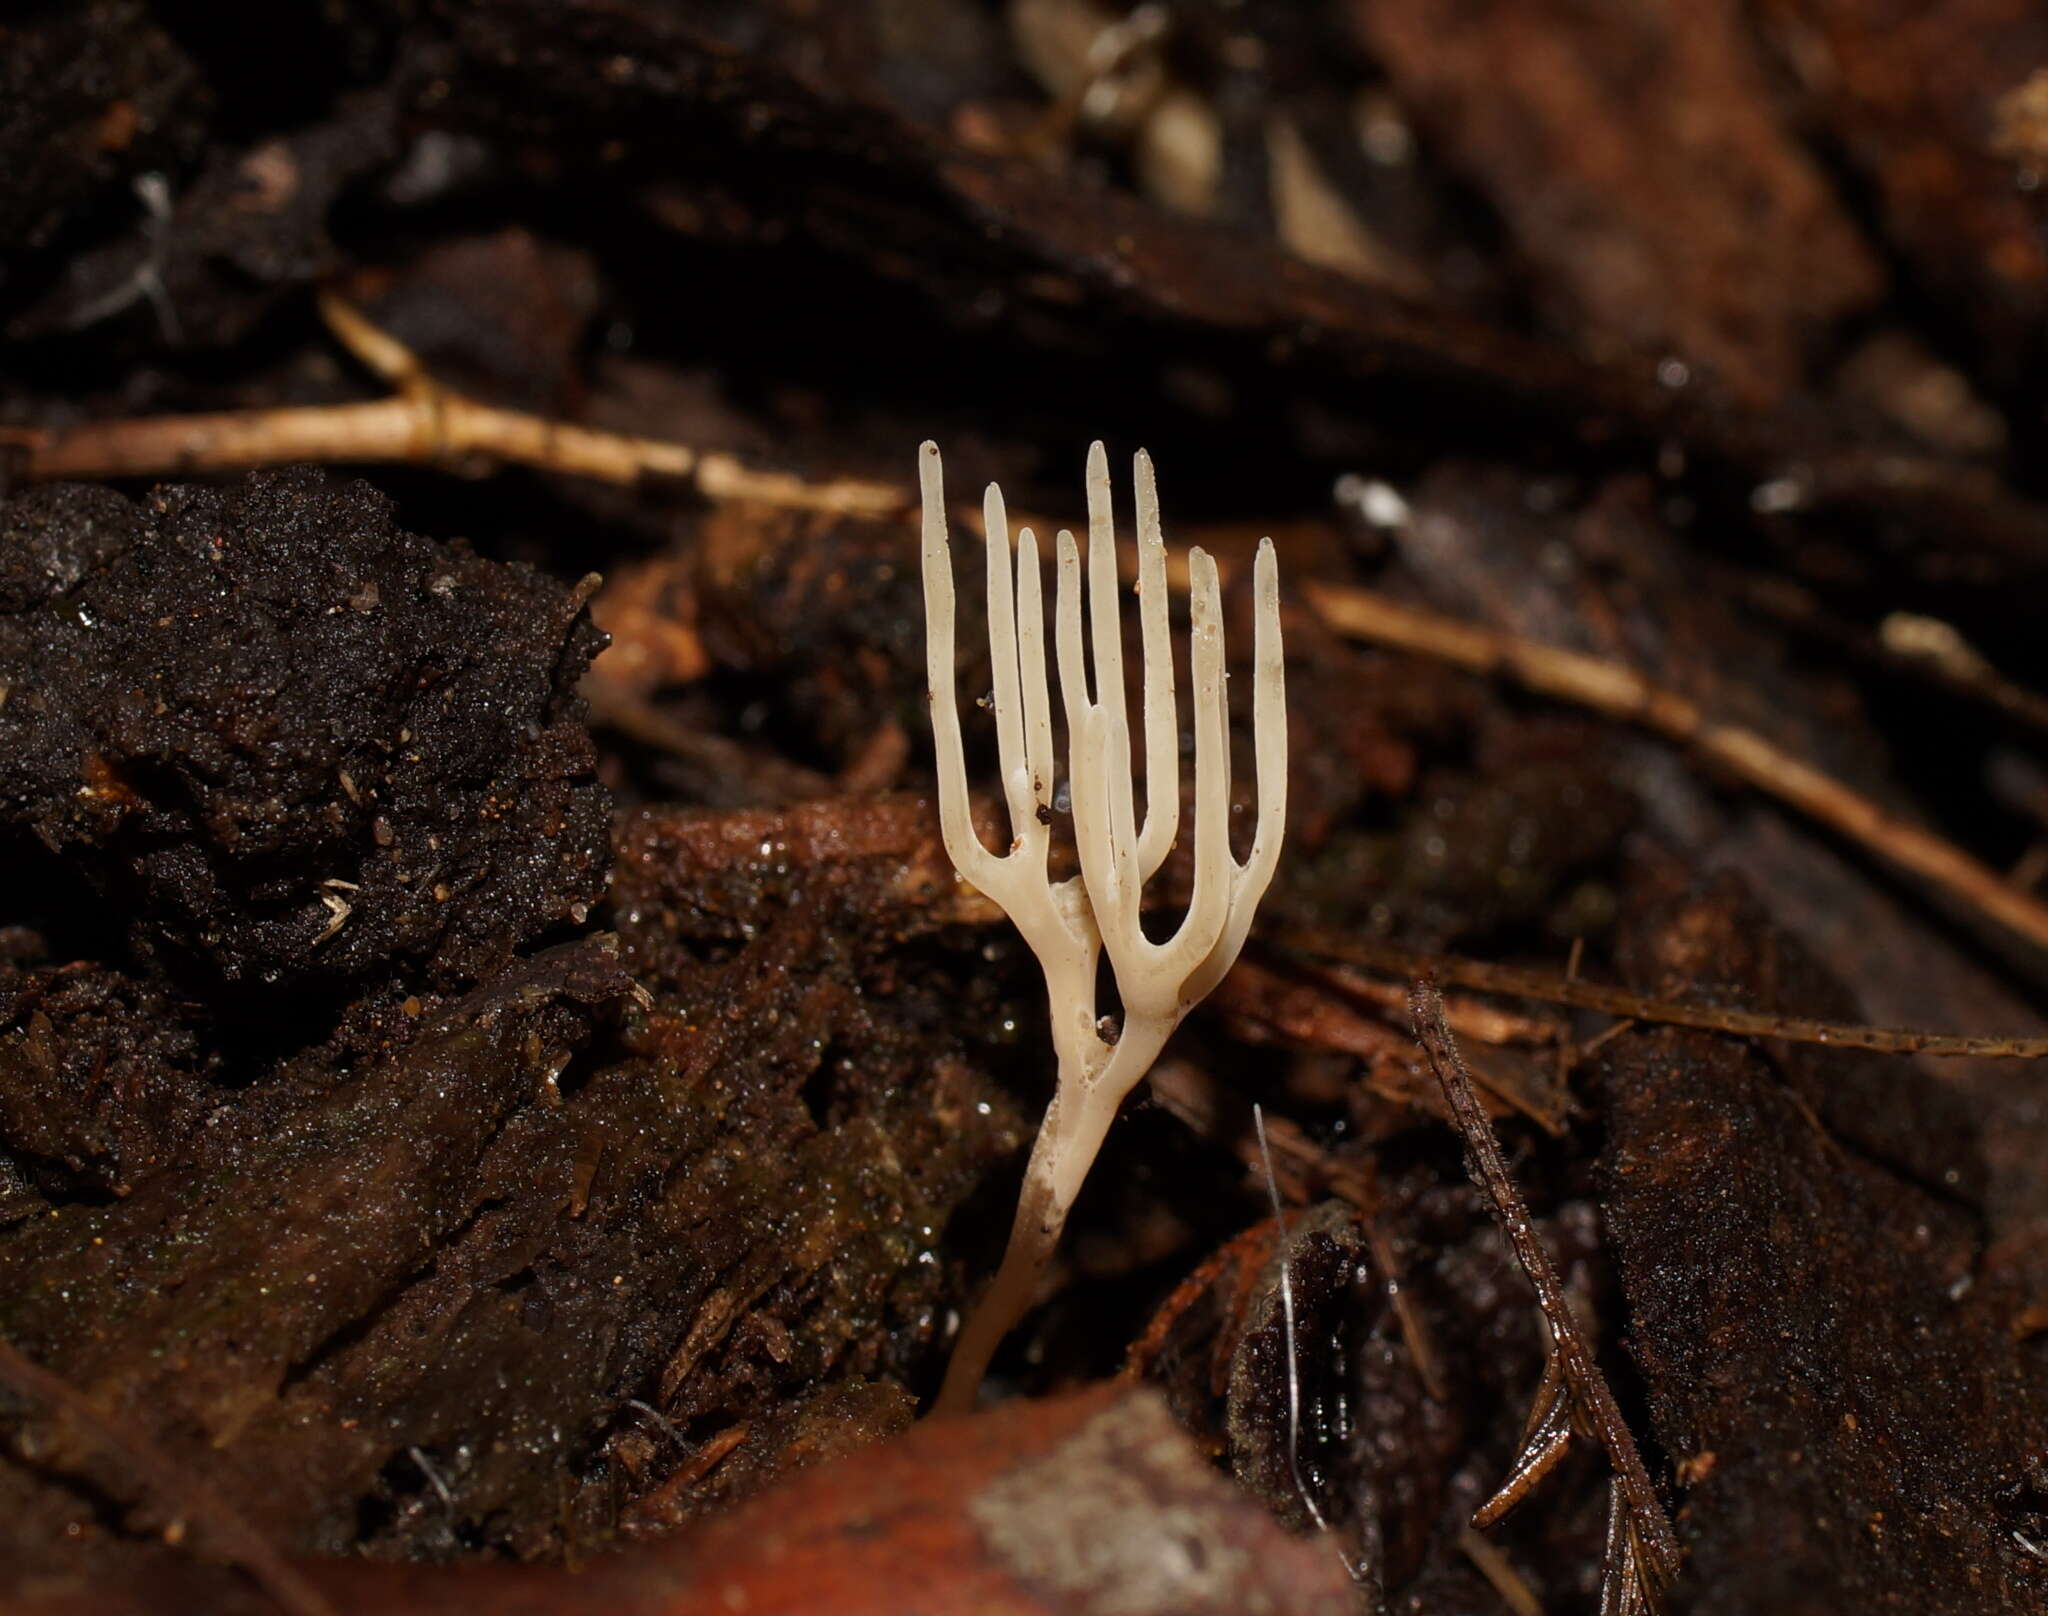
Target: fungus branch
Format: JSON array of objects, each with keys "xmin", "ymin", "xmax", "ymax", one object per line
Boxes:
[{"xmin": 921, "ymin": 439, "xmax": 1285, "ymax": 1415}]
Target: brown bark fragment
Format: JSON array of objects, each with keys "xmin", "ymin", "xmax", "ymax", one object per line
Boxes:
[
  {"xmin": 1761, "ymin": 0, "xmax": 2048, "ymax": 393},
  {"xmin": 1600, "ymin": 875, "xmax": 2048, "ymax": 1613},
  {"xmin": 1355, "ymin": 0, "xmax": 1883, "ymax": 402}
]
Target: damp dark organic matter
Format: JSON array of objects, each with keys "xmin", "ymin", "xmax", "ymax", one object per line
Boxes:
[
  {"xmin": 0, "ymin": 468, "xmax": 611, "ymax": 996},
  {"xmin": 2, "ymin": 3, "xmax": 2047, "ymax": 1612}
]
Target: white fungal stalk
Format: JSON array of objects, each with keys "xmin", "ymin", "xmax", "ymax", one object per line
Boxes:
[{"xmin": 920, "ymin": 439, "xmax": 1285, "ymax": 1414}]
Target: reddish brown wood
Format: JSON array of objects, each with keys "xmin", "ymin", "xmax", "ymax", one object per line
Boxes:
[{"xmin": 2, "ymin": 1386, "xmax": 1356, "ymax": 1616}]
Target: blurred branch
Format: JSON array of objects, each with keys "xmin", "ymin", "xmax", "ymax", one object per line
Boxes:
[
  {"xmin": 0, "ymin": 293, "xmax": 908, "ymax": 516},
  {"xmin": 1306, "ymin": 579, "xmax": 2048, "ymax": 962}
]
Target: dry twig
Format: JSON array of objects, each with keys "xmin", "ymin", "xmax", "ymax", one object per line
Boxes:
[
  {"xmin": 1304, "ymin": 580, "xmax": 2048, "ymax": 960},
  {"xmin": 1738, "ymin": 575, "xmax": 2048, "ymax": 740},
  {"xmin": 1279, "ymin": 929, "xmax": 2048, "ymax": 1060},
  {"xmin": 0, "ymin": 292, "xmax": 907, "ymax": 515},
  {"xmin": 1459, "ymin": 1523, "xmax": 1546, "ymax": 1616},
  {"xmin": 1408, "ymin": 980, "xmax": 1681, "ymax": 1612}
]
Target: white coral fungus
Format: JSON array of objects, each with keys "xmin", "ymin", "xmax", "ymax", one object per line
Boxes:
[{"xmin": 920, "ymin": 439, "xmax": 1285, "ymax": 1413}]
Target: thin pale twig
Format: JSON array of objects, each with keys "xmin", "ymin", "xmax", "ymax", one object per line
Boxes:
[
  {"xmin": 408, "ymin": 1446, "xmax": 456, "ymax": 1514},
  {"xmin": 1251, "ymin": 1102, "xmax": 1333, "ymax": 1539},
  {"xmin": 1738, "ymin": 573, "xmax": 2048, "ymax": 741},
  {"xmin": 0, "ymin": 293, "xmax": 905, "ymax": 515},
  {"xmin": 1459, "ymin": 1523, "xmax": 1546, "ymax": 1616},
  {"xmin": 1306, "ymin": 579, "xmax": 2048, "ymax": 960},
  {"xmin": 1144, "ymin": 1057, "xmax": 1447, "ymax": 1399}
]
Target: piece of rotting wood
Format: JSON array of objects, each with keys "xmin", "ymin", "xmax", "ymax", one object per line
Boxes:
[
  {"xmin": 1408, "ymin": 980, "xmax": 1682, "ymax": 1612},
  {"xmin": 0, "ymin": 1335, "xmax": 337, "ymax": 1616}
]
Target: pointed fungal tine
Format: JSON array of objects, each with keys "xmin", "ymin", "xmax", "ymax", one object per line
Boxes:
[
  {"xmin": 918, "ymin": 442, "xmax": 980, "ymax": 878},
  {"xmin": 983, "ymin": 480, "xmax": 1034, "ymax": 838},
  {"xmin": 1132, "ymin": 448, "xmax": 1179, "ymax": 877},
  {"xmin": 1014, "ymin": 524, "xmax": 1055, "ymax": 814},
  {"xmin": 1054, "ymin": 527, "xmax": 1089, "ymax": 721}
]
